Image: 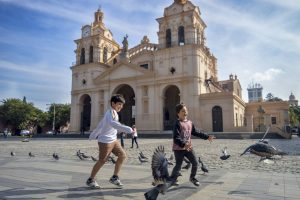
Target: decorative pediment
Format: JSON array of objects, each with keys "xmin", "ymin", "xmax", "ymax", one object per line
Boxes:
[{"xmin": 93, "ymin": 61, "xmax": 153, "ymax": 84}]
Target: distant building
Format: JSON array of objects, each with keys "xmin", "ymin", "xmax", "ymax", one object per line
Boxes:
[
  {"xmin": 288, "ymin": 92, "xmax": 298, "ymax": 106},
  {"xmin": 247, "ymin": 83, "xmax": 263, "ymax": 102},
  {"xmin": 68, "ymin": 0, "xmax": 291, "ymax": 138}
]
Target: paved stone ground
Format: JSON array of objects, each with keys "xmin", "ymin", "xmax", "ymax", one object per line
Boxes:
[{"xmin": 0, "ymin": 136, "xmax": 299, "ymax": 199}]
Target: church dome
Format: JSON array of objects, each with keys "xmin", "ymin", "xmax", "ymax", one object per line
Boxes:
[
  {"xmin": 174, "ymin": 0, "xmax": 187, "ymax": 4},
  {"xmin": 289, "ymin": 92, "xmax": 295, "ymax": 100}
]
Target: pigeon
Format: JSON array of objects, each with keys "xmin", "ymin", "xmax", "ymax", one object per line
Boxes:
[
  {"xmin": 77, "ymin": 153, "xmax": 85, "ymax": 160},
  {"xmin": 144, "ymin": 146, "xmax": 178, "ymax": 200},
  {"xmin": 108, "ymin": 156, "xmax": 116, "ymax": 164},
  {"xmin": 22, "ymin": 138, "xmax": 29, "ymax": 142},
  {"xmin": 198, "ymin": 157, "xmax": 208, "ymax": 174},
  {"xmin": 91, "ymin": 156, "xmax": 98, "ymax": 162},
  {"xmin": 220, "ymin": 147, "xmax": 230, "ymax": 160},
  {"xmin": 77, "ymin": 150, "xmax": 90, "ymax": 159},
  {"xmin": 53, "ymin": 153, "xmax": 59, "ymax": 160},
  {"xmin": 258, "ymin": 125, "xmax": 270, "ymax": 144},
  {"xmin": 10, "ymin": 151, "xmax": 15, "ymax": 156},
  {"xmin": 167, "ymin": 159, "xmax": 174, "ymax": 166},
  {"xmin": 139, "ymin": 156, "xmax": 148, "ymax": 163},
  {"xmin": 139, "ymin": 151, "xmax": 148, "ymax": 159},
  {"xmin": 241, "ymin": 142, "xmax": 287, "ymax": 161},
  {"xmin": 29, "ymin": 152, "xmax": 35, "ymax": 157},
  {"xmin": 78, "ymin": 150, "xmax": 90, "ymax": 158}
]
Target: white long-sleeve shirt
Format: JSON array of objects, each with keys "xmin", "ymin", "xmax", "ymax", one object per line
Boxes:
[{"xmin": 89, "ymin": 108, "xmax": 133, "ymax": 143}]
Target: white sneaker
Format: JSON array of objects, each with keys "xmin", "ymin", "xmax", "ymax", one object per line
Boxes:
[
  {"xmin": 109, "ymin": 176, "xmax": 124, "ymax": 187},
  {"xmin": 86, "ymin": 178, "xmax": 101, "ymax": 189}
]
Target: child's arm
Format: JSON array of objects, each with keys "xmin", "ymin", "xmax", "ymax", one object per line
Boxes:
[
  {"xmin": 191, "ymin": 123, "xmax": 212, "ymax": 140},
  {"xmin": 107, "ymin": 111, "xmax": 133, "ymax": 133}
]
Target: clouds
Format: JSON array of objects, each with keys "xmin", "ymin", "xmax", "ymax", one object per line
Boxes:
[
  {"xmin": 250, "ymin": 68, "xmax": 283, "ymax": 82},
  {"xmin": 196, "ymin": 0, "xmax": 300, "ymax": 99},
  {"xmin": 0, "ymin": 0, "xmax": 299, "ymax": 110}
]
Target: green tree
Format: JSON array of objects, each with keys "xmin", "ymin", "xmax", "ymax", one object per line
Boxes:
[
  {"xmin": 289, "ymin": 106, "xmax": 300, "ymax": 126},
  {"xmin": 47, "ymin": 103, "xmax": 70, "ymax": 131},
  {"xmin": 265, "ymin": 93, "xmax": 282, "ymax": 102},
  {"xmin": 0, "ymin": 98, "xmax": 46, "ymax": 134}
]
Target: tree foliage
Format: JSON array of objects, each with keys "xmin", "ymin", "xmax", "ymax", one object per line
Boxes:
[
  {"xmin": 47, "ymin": 103, "xmax": 70, "ymax": 131},
  {"xmin": 0, "ymin": 98, "xmax": 45, "ymax": 133},
  {"xmin": 0, "ymin": 98, "xmax": 70, "ymax": 134},
  {"xmin": 265, "ymin": 93, "xmax": 282, "ymax": 102},
  {"xmin": 289, "ymin": 106, "xmax": 300, "ymax": 126}
]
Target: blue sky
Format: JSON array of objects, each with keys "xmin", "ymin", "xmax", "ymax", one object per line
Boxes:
[{"xmin": 0, "ymin": 0, "xmax": 299, "ymax": 111}]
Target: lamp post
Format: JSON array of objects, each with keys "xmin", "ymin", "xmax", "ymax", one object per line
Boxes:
[{"xmin": 46, "ymin": 103, "xmax": 56, "ymax": 132}]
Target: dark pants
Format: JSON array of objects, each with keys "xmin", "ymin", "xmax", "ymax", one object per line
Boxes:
[
  {"xmin": 131, "ymin": 137, "xmax": 138, "ymax": 148},
  {"xmin": 171, "ymin": 149, "xmax": 198, "ymax": 179}
]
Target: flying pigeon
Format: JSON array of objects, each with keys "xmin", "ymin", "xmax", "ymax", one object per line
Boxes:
[
  {"xmin": 53, "ymin": 153, "xmax": 59, "ymax": 160},
  {"xmin": 198, "ymin": 157, "xmax": 208, "ymax": 174},
  {"xmin": 10, "ymin": 151, "xmax": 15, "ymax": 156},
  {"xmin": 91, "ymin": 156, "xmax": 98, "ymax": 162},
  {"xmin": 139, "ymin": 151, "xmax": 148, "ymax": 159},
  {"xmin": 240, "ymin": 142, "xmax": 286, "ymax": 161},
  {"xmin": 139, "ymin": 156, "xmax": 148, "ymax": 163},
  {"xmin": 220, "ymin": 147, "xmax": 230, "ymax": 160},
  {"xmin": 144, "ymin": 145, "xmax": 178, "ymax": 200},
  {"xmin": 29, "ymin": 152, "xmax": 35, "ymax": 157}
]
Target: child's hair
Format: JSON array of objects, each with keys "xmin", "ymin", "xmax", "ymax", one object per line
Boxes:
[
  {"xmin": 111, "ymin": 94, "xmax": 125, "ymax": 104},
  {"xmin": 175, "ymin": 102, "xmax": 186, "ymax": 114}
]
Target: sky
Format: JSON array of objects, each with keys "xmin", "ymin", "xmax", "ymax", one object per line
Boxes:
[{"xmin": 0, "ymin": 0, "xmax": 299, "ymax": 111}]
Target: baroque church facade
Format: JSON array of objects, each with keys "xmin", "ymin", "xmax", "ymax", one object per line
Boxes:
[{"xmin": 69, "ymin": 0, "xmax": 248, "ymax": 133}]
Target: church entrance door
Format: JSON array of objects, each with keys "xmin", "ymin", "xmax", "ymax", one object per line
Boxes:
[
  {"xmin": 115, "ymin": 84, "xmax": 135, "ymax": 127},
  {"xmin": 212, "ymin": 106, "xmax": 223, "ymax": 132},
  {"xmin": 163, "ymin": 85, "xmax": 180, "ymax": 130},
  {"xmin": 80, "ymin": 95, "xmax": 91, "ymax": 132}
]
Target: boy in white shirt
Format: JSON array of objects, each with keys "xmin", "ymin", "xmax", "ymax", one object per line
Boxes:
[{"xmin": 86, "ymin": 94, "xmax": 133, "ymax": 189}]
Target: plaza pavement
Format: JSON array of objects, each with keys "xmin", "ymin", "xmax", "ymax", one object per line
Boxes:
[{"xmin": 0, "ymin": 136, "xmax": 299, "ymax": 200}]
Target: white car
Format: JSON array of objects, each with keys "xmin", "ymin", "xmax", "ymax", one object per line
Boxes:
[
  {"xmin": 20, "ymin": 130, "xmax": 30, "ymax": 136},
  {"xmin": 46, "ymin": 131, "xmax": 54, "ymax": 135}
]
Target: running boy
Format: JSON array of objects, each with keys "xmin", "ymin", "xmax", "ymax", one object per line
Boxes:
[
  {"xmin": 86, "ymin": 94, "xmax": 133, "ymax": 189},
  {"xmin": 170, "ymin": 103, "xmax": 215, "ymax": 186}
]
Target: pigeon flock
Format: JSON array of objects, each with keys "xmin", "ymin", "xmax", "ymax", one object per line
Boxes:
[{"xmin": 6, "ymin": 127, "xmax": 288, "ymax": 200}]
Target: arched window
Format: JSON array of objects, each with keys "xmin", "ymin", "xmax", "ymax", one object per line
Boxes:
[
  {"xmin": 178, "ymin": 26, "xmax": 185, "ymax": 45},
  {"xmin": 166, "ymin": 29, "xmax": 171, "ymax": 48},
  {"xmin": 89, "ymin": 46, "xmax": 93, "ymax": 63},
  {"xmin": 103, "ymin": 47, "xmax": 108, "ymax": 63},
  {"xmin": 80, "ymin": 48, "xmax": 85, "ymax": 64}
]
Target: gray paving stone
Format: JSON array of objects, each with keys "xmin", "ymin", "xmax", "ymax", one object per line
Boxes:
[{"xmin": 0, "ymin": 137, "xmax": 299, "ymax": 199}]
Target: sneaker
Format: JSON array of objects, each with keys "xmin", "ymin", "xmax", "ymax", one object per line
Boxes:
[
  {"xmin": 171, "ymin": 179, "xmax": 179, "ymax": 186},
  {"xmin": 109, "ymin": 176, "xmax": 124, "ymax": 187},
  {"xmin": 190, "ymin": 177, "xmax": 200, "ymax": 186},
  {"xmin": 86, "ymin": 178, "xmax": 101, "ymax": 189}
]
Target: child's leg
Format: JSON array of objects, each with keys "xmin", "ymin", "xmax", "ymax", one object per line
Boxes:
[
  {"xmin": 111, "ymin": 140, "xmax": 127, "ymax": 176},
  {"xmin": 131, "ymin": 138, "xmax": 134, "ymax": 148},
  {"xmin": 185, "ymin": 150, "xmax": 198, "ymax": 179},
  {"xmin": 170, "ymin": 150, "xmax": 185, "ymax": 179},
  {"xmin": 134, "ymin": 137, "xmax": 138, "ymax": 147},
  {"xmin": 90, "ymin": 142, "xmax": 114, "ymax": 179}
]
